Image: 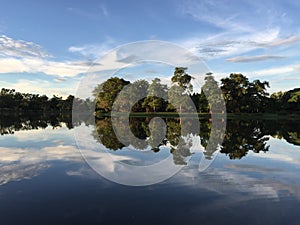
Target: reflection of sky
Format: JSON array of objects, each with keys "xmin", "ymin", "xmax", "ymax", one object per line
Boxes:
[
  {"xmin": 0, "ymin": 125, "xmax": 300, "ymax": 204},
  {"xmin": 0, "ymin": 124, "xmax": 75, "ymax": 148}
]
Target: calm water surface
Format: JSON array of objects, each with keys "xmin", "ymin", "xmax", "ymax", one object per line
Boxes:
[{"xmin": 0, "ymin": 115, "xmax": 300, "ymax": 225}]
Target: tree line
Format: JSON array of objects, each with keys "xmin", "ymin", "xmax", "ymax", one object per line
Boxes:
[
  {"xmin": 93, "ymin": 67, "xmax": 300, "ymax": 114},
  {"xmin": 1, "ymin": 67, "xmax": 299, "ymax": 114},
  {"xmin": 0, "ymin": 88, "xmax": 91, "ymax": 113}
]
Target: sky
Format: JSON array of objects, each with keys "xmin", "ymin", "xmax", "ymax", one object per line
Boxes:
[{"xmin": 0, "ymin": 0, "xmax": 300, "ymax": 98}]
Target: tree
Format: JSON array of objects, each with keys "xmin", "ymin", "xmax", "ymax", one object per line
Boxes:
[
  {"xmin": 49, "ymin": 95, "xmax": 63, "ymax": 111},
  {"xmin": 93, "ymin": 77, "xmax": 130, "ymax": 113},
  {"xmin": 171, "ymin": 67, "xmax": 193, "ymax": 94},
  {"xmin": 221, "ymin": 73, "xmax": 249, "ymax": 113},
  {"xmin": 112, "ymin": 79, "xmax": 149, "ymax": 112},
  {"xmin": 221, "ymin": 73, "xmax": 269, "ymax": 113},
  {"xmin": 202, "ymin": 72, "xmax": 223, "ymax": 114},
  {"xmin": 142, "ymin": 78, "xmax": 168, "ymax": 112},
  {"xmin": 130, "ymin": 80, "xmax": 149, "ymax": 112},
  {"xmin": 246, "ymin": 79, "xmax": 269, "ymax": 112},
  {"xmin": 268, "ymin": 91, "xmax": 284, "ymax": 112},
  {"xmin": 169, "ymin": 67, "xmax": 193, "ymax": 113},
  {"xmin": 281, "ymin": 88, "xmax": 300, "ymax": 112}
]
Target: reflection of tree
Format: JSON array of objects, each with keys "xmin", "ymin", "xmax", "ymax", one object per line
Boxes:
[
  {"xmin": 262, "ymin": 120, "xmax": 300, "ymax": 147},
  {"xmin": 93, "ymin": 117, "xmax": 151, "ymax": 150},
  {"xmin": 92, "ymin": 116, "xmax": 194, "ymax": 165},
  {"xmin": 220, "ymin": 120, "xmax": 270, "ymax": 159},
  {"xmin": 170, "ymin": 137, "xmax": 192, "ymax": 165},
  {"xmin": 147, "ymin": 117, "xmax": 167, "ymax": 151},
  {"xmin": 287, "ymin": 132, "xmax": 300, "ymax": 145},
  {"xmin": 92, "ymin": 116, "xmax": 300, "ymax": 162},
  {"xmin": 166, "ymin": 118, "xmax": 181, "ymax": 146},
  {"xmin": 4, "ymin": 112, "xmax": 299, "ymax": 165},
  {"xmin": 128, "ymin": 117, "xmax": 148, "ymax": 149},
  {"xmin": 198, "ymin": 118, "xmax": 226, "ymax": 160},
  {"xmin": 93, "ymin": 117, "xmax": 125, "ymax": 150},
  {"xmin": 0, "ymin": 113, "xmax": 73, "ymax": 135},
  {"xmin": 166, "ymin": 118, "xmax": 193, "ymax": 165}
]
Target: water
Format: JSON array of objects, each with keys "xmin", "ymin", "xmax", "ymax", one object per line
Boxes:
[{"xmin": 0, "ymin": 115, "xmax": 300, "ymax": 225}]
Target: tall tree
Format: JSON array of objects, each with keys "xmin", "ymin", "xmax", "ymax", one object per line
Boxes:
[
  {"xmin": 93, "ymin": 77, "xmax": 130, "ymax": 113},
  {"xmin": 221, "ymin": 73, "xmax": 269, "ymax": 113},
  {"xmin": 142, "ymin": 78, "xmax": 168, "ymax": 112},
  {"xmin": 202, "ymin": 72, "xmax": 223, "ymax": 114},
  {"xmin": 112, "ymin": 79, "xmax": 149, "ymax": 112},
  {"xmin": 169, "ymin": 67, "xmax": 193, "ymax": 113},
  {"xmin": 171, "ymin": 67, "xmax": 193, "ymax": 94}
]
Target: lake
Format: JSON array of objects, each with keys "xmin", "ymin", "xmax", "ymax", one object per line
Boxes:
[{"xmin": 0, "ymin": 114, "xmax": 300, "ymax": 225}]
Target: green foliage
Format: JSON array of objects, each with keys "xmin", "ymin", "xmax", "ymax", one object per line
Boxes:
[
  {"xmin": 142, "ymin": 78, "xmax": 168, "ymax": 112},
  {"xmin": 268, "ymin": 88, "xmax": 300, "ymax": 112},
  {"xmin": 93, "ymin": 77, "xmax": 130, "ymax": 113},
  {"xmin": 0, "ymin": 88, "xmax": 76, "ymax": 113},
  {"xmin": 1, "ymin": 68, "xmax": 299, "ymax": 115},
  {"xmin": 202, "ymin": 73, "xmax": 224, "ymax": 113},
  {"xmin": 221, "ymin": 73, "xmax": 270, "ymax": 113},
  {"xmin": 171, "ymin": 67, "xmax": 193, "ymax": 94}
]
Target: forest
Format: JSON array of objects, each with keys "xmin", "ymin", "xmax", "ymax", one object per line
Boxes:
[
  {"xmin": 0, "ymin": 89, "xmax": 90, "ymax": 114},
  {"xmin": 93, "ymin": 67, "xmax": 300, "ymax": 114},
  {"xmin": 0, "ymin": 67, "xmax": 299, "ymax": 114}
]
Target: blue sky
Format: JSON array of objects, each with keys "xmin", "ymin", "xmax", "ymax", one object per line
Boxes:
[{"xmin": 0, "ymin": 0, "xmax": 300, "ymax": 97}]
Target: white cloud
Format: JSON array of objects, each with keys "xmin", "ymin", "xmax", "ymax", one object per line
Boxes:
[
  {"xmin": 0, "ymin": 163, "xmax": 50, "ymax": 185},
  {"xmin": 253, "ymin": 64, "xmax": 300, "ymax": 76},
  {"xmin": 226, "ymin": 55, "xmax": 285, "ymax": 63},
  {"xmin": 0, "ymin": 35, "xmax": 50, "ymax": 58},
  {"xmin": 259, "ymin": 35, "xmax": 300, "ymax": 47},
  {"xmin": 68, "ymin": 37, "xmax": 116, "ymax": 59},
  {"xmin": 0, "ymin": 139, "xmax": 137, "ymax": 185},
  {"xmin": 0, "ymin": 35, "xmax": 95, "ymax": 78},
  {"xmin": 180, "ymin": 0, "xmax": 288, "ymax": 33},
  {"xmin": 178, "ymin": 28, "xmax": 300, "ymax": 60},
  {"xmin": 178, "ymin": 1, "xmax": 300, "ymax": 59},
  {"xmin": 252, "ymin": 137, "xmax": 300, "ymax": 165},
  {"xmin": 0, "ymin": 57, "xmax": 89, "ymax": 77}
]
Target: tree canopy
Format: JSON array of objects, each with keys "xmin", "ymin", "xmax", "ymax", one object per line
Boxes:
[{"xmin": 1, "ymin": 68, "xmax": 299, "ymax": 115}]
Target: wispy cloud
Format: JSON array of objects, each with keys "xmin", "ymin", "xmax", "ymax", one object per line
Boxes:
[
  {"xmin": 0, "ymin": 36, "xmax": 99, "ymax": 77},
  {"xmin": 0, "ymin": 57, "xmax": 89, "ymax": 77},
  {"xmin": 257, "ymin": 35, "xmax": 300, "ymax": 48},
  {"xmin": 67, "ymin": 4, "xmax": 109, "ymax": 20},
  {"xmin": 0, "ymin": 35, "xmax": 50, "ymax": 58},
  {"xmin": 68, "ymin": 37, "xmax": 116, "ymax": 59},
  {"xmin": 226, "ymin": 55, "xmax": 285, "ymax": 63},
  {"xmin": 253, "ymin": 64, "xmax": 300, "ymax": 77},
  {"xmin": 179, "ymin": 0, "xmax": 300, "ymax": 59},
  {"xmin": 180, "ymin": 0, "xmax": 287, "ymax": 33},
  {"xmin": 100, "ymin": 4, "xmax": 109, "ymax": 17},
  {"xmin": 179, "ymin": 28, "xmax": 300, "ymax": 60}
]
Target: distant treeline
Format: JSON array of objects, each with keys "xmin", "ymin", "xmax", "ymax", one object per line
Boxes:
[
  {"xmin": 0, "ymin": 88, "xmax": 91, "ymax": 113},
  {"xmin": 1, "ymin": 67, "xmax": 299, "ymax": 114}
]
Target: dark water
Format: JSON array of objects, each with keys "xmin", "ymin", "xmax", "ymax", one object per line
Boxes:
[{"xmin": 0, "ymin": 115, "xmax": 300, "ymax": 225}]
